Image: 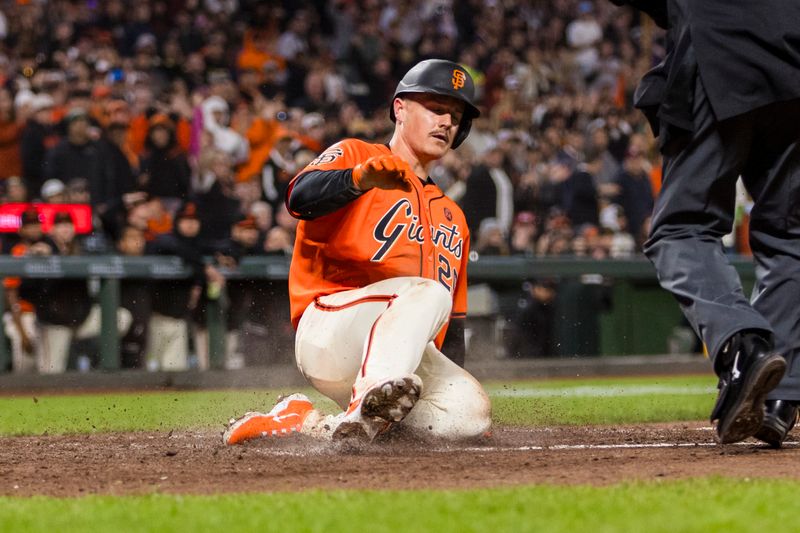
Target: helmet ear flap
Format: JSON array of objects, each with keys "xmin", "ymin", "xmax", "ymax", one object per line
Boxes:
[{"xmin": 452, "ymin": 118, "xmax": 472, "ymax": 149}]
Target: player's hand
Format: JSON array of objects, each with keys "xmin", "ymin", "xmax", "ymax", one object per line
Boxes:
[
  {"xmin": 188, "ymin": 285, "xmax": 202, "ymax": 311},
  {"xmin": 21, "ymin": 332, "xmax": 34, "ymax": 355},
  {"xmin": 352, "ymin": 154, "xmax": 413, "ymax": 192}
]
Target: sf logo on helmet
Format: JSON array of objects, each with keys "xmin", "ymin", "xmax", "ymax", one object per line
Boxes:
[{"xmin": 452, "ymin": 69, "xmax": 466, "ymax": 90}]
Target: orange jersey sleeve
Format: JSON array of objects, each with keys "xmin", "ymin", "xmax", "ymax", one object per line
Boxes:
[{"xmin": 287, "ymin": 138, "xmax": 470, "ymax": 341}]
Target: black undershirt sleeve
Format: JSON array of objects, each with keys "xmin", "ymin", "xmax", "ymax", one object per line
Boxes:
[
  {"xmin": 441, "ymin": 317, "xmax": 467, "ymax": 368},
  {"xmin": 286, "ymin": 169, "xmax": 364, "ymax": 220}
]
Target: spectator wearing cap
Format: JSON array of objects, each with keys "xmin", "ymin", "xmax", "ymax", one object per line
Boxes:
[
  {"xmin": 33, "ymin": 211, "xmax": 131, "ymax": 373},
  {"xmin": 146, "ymin": 201, "xmax": 225, "ymax": 371},
  {"xmin": 2, "ymin": 208, "xmax": 51, "ymax": 373},
  {"xmin": 20, "ymin": 93, "xmax": 57, "ymax": 197},
  {"xmin": 138, "ymin": 114, "xmax": 191, "ymax": 213},
  {"xmin": 0, "ymin": 86, "xmax": 23, "ymax": 180},
  {"xmin": 40, "ymin": 179, "xmax": 66, "ymax": 203}
]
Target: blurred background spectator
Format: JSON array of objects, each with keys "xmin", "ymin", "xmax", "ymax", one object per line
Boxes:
[{"xmin": 116, "ymin": 225, "xmax": 151, "ymax": 369}]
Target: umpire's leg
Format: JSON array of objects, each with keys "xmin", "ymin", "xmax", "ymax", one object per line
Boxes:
[
  {"xmin": 743, "ymin": 98, "xmax": 800, "ymax": 401},
  {"xmin": 644, "ymin": 76, "xmax": 773, "ymax": 367}
]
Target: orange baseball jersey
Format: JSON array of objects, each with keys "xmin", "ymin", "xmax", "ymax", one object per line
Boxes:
[{"xmin": 286, "ymin": 138, "xmax": 469, "ymax": 347}]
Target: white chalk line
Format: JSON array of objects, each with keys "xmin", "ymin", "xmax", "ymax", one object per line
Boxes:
[
  {"xmin": 252, "ymin": 435, "xmax": 799, "ymax": 457},
  {"xmin": 491, "ymin": 385, "xmax": 716, "ymax": 398},
  {"xmin": 458, "ymin": 441, "xmax": 798, "ymax": 453}
]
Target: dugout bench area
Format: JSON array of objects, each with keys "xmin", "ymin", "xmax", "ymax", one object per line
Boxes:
[{"xmin": 0, "ymin": 255, "xmax": 757, "ymax": 372}]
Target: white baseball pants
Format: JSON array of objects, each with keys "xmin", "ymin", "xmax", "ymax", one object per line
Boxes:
[{"xmin": 295, "ymin": 277, "xmax": 491, "ymax": 440}]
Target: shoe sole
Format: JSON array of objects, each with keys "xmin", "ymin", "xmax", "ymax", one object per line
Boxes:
[
  {"xmin": 717, "ymin": 355, "xmax": 786, "ymax": 444},
  {"xmin": 332, "ymin": 377, "xmax": 421, "ymax": 442},
  {"xmin": 361, "ymin": 376, "xmax": 421, "ymax": 421}
]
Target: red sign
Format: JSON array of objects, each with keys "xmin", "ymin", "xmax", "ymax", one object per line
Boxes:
[{"xmin": 0, "ymin": 203, "xmax": 94, "ymax": 234}]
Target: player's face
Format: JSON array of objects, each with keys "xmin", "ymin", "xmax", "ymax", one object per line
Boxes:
[{"xmin": 397, "ymin": 94, "xmax": 465, "ymax": 161}]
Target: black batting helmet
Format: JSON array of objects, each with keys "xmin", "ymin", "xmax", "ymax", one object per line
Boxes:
[{"xmin": 390, "ymin": 59, "xmax": 480, "ymax": 149}]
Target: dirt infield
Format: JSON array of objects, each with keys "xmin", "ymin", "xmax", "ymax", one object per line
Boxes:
[{"xmin": 2, "ymin": 422, "xmax": 799, "ymax": 497}]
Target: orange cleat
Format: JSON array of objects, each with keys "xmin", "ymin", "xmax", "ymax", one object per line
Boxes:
[{"xmin": 223, "ymin": 393, "xmax": 315, "ymax": 445}]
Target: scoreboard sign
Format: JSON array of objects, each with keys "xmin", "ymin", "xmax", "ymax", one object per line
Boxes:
[{"xmin": 0, "ymin": 203, "xmax": 93, "ymax": 234}]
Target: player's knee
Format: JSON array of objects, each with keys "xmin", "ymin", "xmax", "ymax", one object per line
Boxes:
[
  {"xmin": 445, "ymin": 381, "xmax": 492, "ymax": 439},
  {"xmin": 406, "ymin": 376, "xmax": 492, "ymax": 440},
  {"xmin": 411, "ymin": 278, "xmax": 453, "ymax": 315}
]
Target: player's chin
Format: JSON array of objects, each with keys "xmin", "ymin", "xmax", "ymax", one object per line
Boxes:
[{"xmin": 425, "ymin": 137, "xmax": 452, "ymax": 156}]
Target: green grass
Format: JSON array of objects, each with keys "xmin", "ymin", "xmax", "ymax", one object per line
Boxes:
[
  {"xmin": 0, "ymin": 375, "xmax": 718, "ymax": 436},
  {"xmin": 0, "ymin": 477, "xmax": 793, "ymax": 533},
  {"xmin": 2, "ymin": 375, "xmax": 787, "ymax": 533},
  {"xmin": 487, "ymin": 375, "xmax": 718, "ymax": 425}
]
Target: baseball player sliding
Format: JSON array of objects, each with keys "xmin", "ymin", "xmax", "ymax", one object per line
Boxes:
[{"xmin": 224, "ymin": 59, "xmax": 491, "ymax": 444}]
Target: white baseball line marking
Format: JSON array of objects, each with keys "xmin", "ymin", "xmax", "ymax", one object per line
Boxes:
[
  {"xmin": 491, "ymin": 384, "xmax": 716, "ymax": 398},
  {"xmin": 250, "ymin": 437, "xmax": 799, "ymax": 457},
  {"xmin": 457, "ymin": 441, "xmax": 799, "ymax": 453}
]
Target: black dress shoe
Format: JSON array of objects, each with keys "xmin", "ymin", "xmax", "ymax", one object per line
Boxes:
[
  {"xmin": 709, "ymin": 332, "xmax": 787, "ymax": 444},
  {"xmin": 754, "ymin": 400, "xmax": 798, "ymax": 448}
]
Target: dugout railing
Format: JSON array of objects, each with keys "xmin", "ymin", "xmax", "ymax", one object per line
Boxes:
[{"xmin": 0, "ymin": 255, "xmax": 757, "ymax": 371}]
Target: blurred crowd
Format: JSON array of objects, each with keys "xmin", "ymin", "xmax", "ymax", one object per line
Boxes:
[{"xmin": 0, "ymin": 0, "xmax": 684, "ymax": 372}]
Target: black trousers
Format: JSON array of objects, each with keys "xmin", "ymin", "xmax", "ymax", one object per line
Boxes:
[{"xmin": 645, "ymin": 76, "xmax": 800, "ymax": 401}]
